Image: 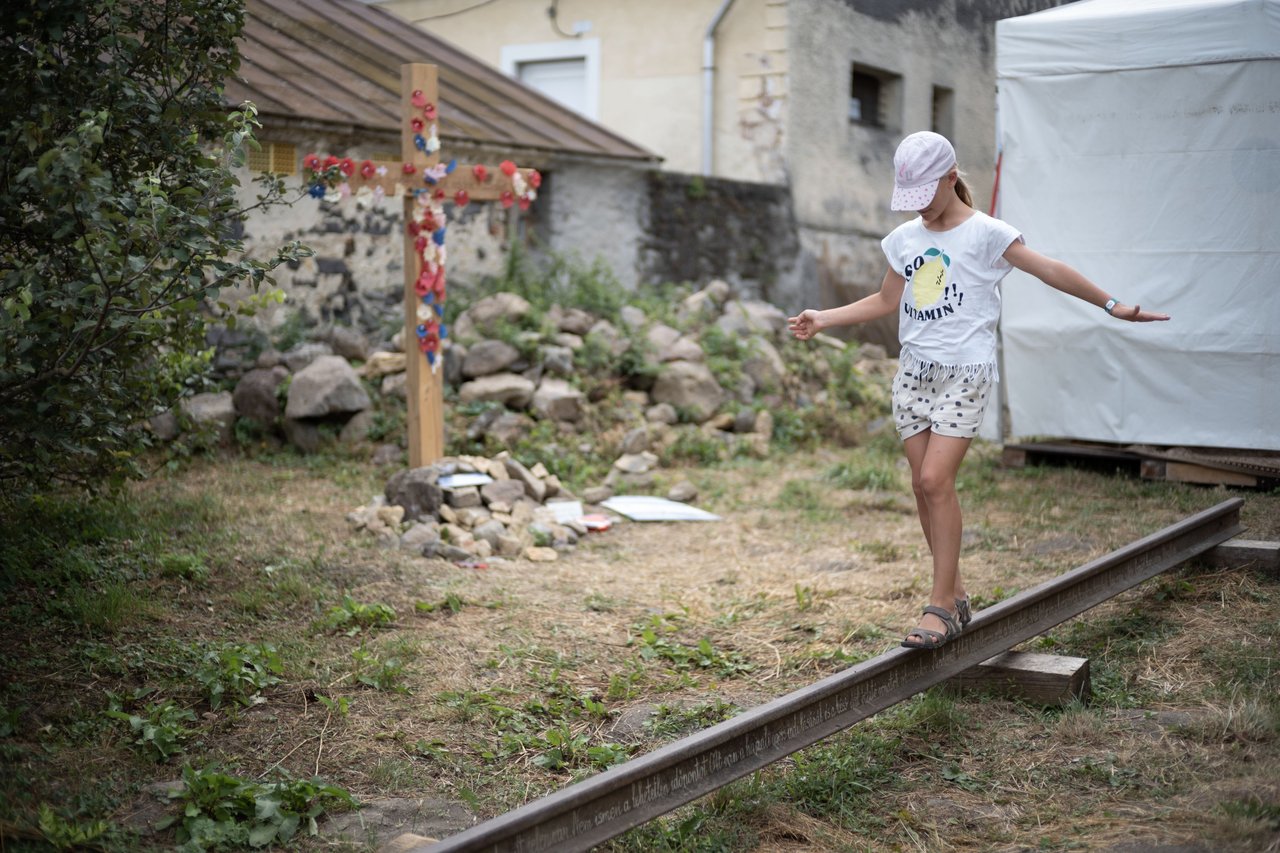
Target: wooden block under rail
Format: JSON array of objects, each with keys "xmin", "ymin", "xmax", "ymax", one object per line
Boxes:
[
  {"xmin": 948, "ymin": 651, "xmax": 1090, "ymax": 706},
  {"xmin": 1205, "ymin": 538, "xmax": 1280, "ymax": 575}
]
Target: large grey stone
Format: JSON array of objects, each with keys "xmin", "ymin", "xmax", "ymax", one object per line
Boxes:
[
  {"xmin": 619, "ymin": 305, "xmax": 647, "ymax": 330},
  {"xmin": 385, "ymin": 467, "xmax": 444, "ymax": 522},
  {"xmin": 457, "ymin": 373, "xmax": 535, "ymax": 409},
  {"xmin": 233, "ymin": 366, "xmax": 289, "ymax": 423},
  {"xmin": 504, "ymin": 456, "xmax": 547, "ymax": 503},
  {"xmin": 324, "ymin": 325, "xmax": 370, "ymax": 361},
  {"xmin": 532, "ymin": 377, "xmax": 584, "ymax": 422},
  {"xmin": 586, "ymin": 320, "xmax": 630, "ymax": 357},
  {"xmin": 716, "ymin": 299, "xmax": 788, "ymax": 338},
  {"xmin": 453, "ymin": 292, "xmax": 531, "ymax": 341},
  {"xmin": 281, "ymin": 417, "xmax": 323, "ymax": 453},
  {"xmin": 742, "ymin": 337, "xmax": 786, "ymax": 392},
  {"xmin": 285, "ymin": 355, "xmax": 371, "ymax": 419},
  {"xmin": 281, "ymin": 341, "xmax": 334, "ymax": 372},
  {"xmin": 481, "ymin": 478, "xmax": 527, "ymax": 507},
  {"xmin": 539, "ymin": 344, "xmax": 575, "ymax": 377},
  {"xmin": 472, "ymin": 519, "xmax": 508, "ymax": 550},
  {"xmin": 645, "ymin": 323, "xmax": 681, "ymax": 353},
  {"xmin": 649, "ymin": 360, "xmax": 725, "ymax": 423},
  {"xmin": 548, "ymin": 304, "xmax": 596, "ymax": 336},
  {"xmin": 180, "ymin": 392, "xmax": 236, "ymax": 445},
  {"xmin": 662, "ymin": 336, "xmax": 706, "ymax": 363},
  {"xmin": 462, "ymin": 339, "xmax": 520, "ymax": 378}
]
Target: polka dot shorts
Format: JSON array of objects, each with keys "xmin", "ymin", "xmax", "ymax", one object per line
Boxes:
[{"xmin": 892, "ymin": 365, "xmax": 994, "ymax": 440}]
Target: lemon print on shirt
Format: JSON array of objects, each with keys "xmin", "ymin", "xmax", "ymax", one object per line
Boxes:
[{"xmin": 912, "ymin": 248, "xmax": 950, "ymax": 308}]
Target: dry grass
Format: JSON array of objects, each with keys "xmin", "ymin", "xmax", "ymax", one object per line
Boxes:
[{"xmin": 1, "ymin": 442, "xmax": 1277, "ymax": 852}]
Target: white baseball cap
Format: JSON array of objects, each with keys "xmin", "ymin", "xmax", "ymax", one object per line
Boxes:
[{"xmin": 891, "ymin": 131, "xmax": 957, "ymax": 211}]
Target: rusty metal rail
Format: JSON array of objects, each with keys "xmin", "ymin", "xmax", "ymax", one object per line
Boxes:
[{"xmin": 416, "ymin": 498, "xmax": 1244, "ymax": 853}]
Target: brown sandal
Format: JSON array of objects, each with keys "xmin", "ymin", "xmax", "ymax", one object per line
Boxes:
[
  {"xmin": 955, "ymin": 596, "xmax": 972, "ymax": 629},
  {"xmin": 902, "ymin": 605, "xmax": 961, "ymax": 649}
]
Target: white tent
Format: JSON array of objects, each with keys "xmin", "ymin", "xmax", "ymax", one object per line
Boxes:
[{"xmin": 993, "ymin": 0, "xmax": 1280, "ymax": 451}]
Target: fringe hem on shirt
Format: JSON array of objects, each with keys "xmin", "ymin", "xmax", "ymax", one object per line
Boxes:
[{"xmin": 898, "ymin": 348, "xmax": 998, "ymax": 384}]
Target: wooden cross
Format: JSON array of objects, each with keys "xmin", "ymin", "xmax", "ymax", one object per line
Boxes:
[{"xmin": 302, "ymin": 64, "xmax": 539, "ymax": 467}]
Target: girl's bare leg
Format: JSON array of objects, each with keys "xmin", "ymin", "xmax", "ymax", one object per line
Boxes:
[{"xmin": 902, "ymin": 429, "xmax": 973, "ymax": 639}]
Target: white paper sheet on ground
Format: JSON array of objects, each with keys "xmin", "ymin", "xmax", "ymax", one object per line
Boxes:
[
  {"xmin": 546, "ymin": 500, "xmax": 584, "ymax": 523},
  {"xmin": 601, "ymin": 495, "xmax": 721, "ymax": 522},
  {"xmin": 437, "ymin": 473, "xmax": 494, "ymax": 489}
]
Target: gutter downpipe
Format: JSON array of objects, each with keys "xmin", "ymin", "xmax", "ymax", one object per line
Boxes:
[{"xmin": 702, "ymin": 0, "xmax": 737, "ymax": 176}]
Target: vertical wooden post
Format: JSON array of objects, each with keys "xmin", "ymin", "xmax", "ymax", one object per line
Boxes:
[{"xmin": 402, "ymin": 64, "xmax": 444, "ymax": 467}]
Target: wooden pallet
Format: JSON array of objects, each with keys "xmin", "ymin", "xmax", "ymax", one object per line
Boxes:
[{"xmin": 1002, "ymin": 441, "xmax": 1279, "ymax": 489}]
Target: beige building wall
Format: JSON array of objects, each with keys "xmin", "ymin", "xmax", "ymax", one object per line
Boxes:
[{"xmin": 376, "ymin": 0, "xmax": 788, "ymax": 183}]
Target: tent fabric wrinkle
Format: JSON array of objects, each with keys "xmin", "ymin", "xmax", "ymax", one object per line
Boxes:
[
  {"xmin": 995, "ymin": 0, "xmax": 1280, "ymax": 451},
  {"xmin": 997, "ymin": 0, "xmax": 1280, "ymax": 77}
]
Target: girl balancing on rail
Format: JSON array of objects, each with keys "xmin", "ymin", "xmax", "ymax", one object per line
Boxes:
[{"xmin": 788, "ymin": 131, "xmax": 1170, "ymax": 649}]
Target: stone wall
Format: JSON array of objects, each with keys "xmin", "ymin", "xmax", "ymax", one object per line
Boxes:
[
  {"xmin": 640, "ymin": 172, "xmax": 804, "ymax": 308},
  {"xmin": 228, "ymin": 145, "xmax": 813, "ymax": 346}
]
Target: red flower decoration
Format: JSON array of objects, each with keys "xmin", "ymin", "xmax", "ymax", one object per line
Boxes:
[
  {"xmin": 418, "ymin": 334, "xmax": 434, "ymax": 353},
  {"xmin": 528, "ymin": 170, "xmax": 542, "ymax": 188},
  {"xmin": 432, "ymin": 188, "xmax": 446, "ymax": 202},
  {"xmin": 360, "ymin": 159, "xmax": 376, "ymax": 179},
  {"xmin": 454, "ymin": 189, "xmax": 470, "ymax": 207},
  {"xmin": 323, "ymin": 155, "xmax": 340, "ymax": 168},
  {"xmin": 421, "ymin": 213, "xmax": 438, "ymax": 233},
  {"xmin": 303, "ymin": 153, "xmax": 321, "ymax": 172},
  {"xmin": 423, "ymin": 103, "xmax": 438, "ymax": 121},
  {"xmin": 411, "ymin": 89, "xmax": 427, "ymax": 107},
  {"xmin": 500, "ymin": 190, "xmax": 515, "ymax": 208},
  {"xmin": 414, "ymin": 270, "xmax": 431, "ymax": 297},
  {"xmin": 414, "ymin": 235, "xmax": 428, "ymax": 253},
  {"xmin": 472, "ymin": 164, "xmax": 488, "ymax": 182},
  {"xmin": 339, "ymin": 158, "xmax": 355, "ymax": 177},
  {"xmin": 518, "ymin": 196, "xmax": 532, "ymax": 211},
  {"xmin": 499, "ymin": 160, "xmax": 517, "ymax": 177},
  {"xmin": 410, "ymin": 117, "xmax": 424, "ymax": 133},
  {"xmin": 407, "ymin": 220, "xmax": 421, "ymax": 236},
  {"xmin": 402, "ymin": 163, "xmax": 416, "ymax": 174}
]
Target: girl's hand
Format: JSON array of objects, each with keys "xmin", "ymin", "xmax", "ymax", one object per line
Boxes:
[
  {"xmin": 788, "ymin": 309, "xmax": 822, "ymax": 340},
  {"xmin": 1112, "ymin": 303, "xmax": 1171, "ymax": 322}
]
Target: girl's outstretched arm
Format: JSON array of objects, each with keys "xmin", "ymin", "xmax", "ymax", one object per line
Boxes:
[
  {"xmin": 789, "ymin": 268, "xmax": 907, "ymax": 340},
  {"xmin": 1003, "ymin": 242, "xmax": 1170, "ymax": 322}
]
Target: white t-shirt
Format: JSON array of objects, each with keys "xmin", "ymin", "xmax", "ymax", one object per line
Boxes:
[{"xmin": 881, "ymin": 210, "xmax": 1023, "ymax": 381}]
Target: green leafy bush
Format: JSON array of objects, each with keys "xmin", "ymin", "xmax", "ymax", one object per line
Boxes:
[
  {"xmin": 159, "ymin": 764, "xmax": 354, "ymax": 850},
  {"xmin": 195, "ymin": 643, "xmax": 284, "ymax": 710},
  {"xmin": 105, "ymin": 694, "xmax": 197, "ymax": 761},
  {"xmin": 0, "ymin": 0, "xmax": 306, "ymax": 489},
  {"xmin": 320, "ymin": 596, "xmax": 396, "ymax": 635}
]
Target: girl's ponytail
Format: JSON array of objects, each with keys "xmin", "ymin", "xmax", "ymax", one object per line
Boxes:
[{"xmin": 954, "ymin": 174, "xmax": 974, "ymax": 208}]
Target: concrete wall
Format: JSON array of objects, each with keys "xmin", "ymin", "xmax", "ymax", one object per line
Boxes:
[{"xmin": 377, "ymin": 0, "xmax": 788, "ymax": 182}]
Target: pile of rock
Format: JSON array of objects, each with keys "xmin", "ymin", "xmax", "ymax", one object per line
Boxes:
[
  {"xmin": 346, "ymin": 452, "xmax": 612, "ymax": 563},
  {"xmin": 159, "ymin": 279, "xmax": 888, "ymax": 563},
  {"xmin": 148, "ymin": 327, "xmax": 380, "ymax": 454},
  {"xmin": 160, "ymin": 279, "xmax": 862, "ymax": 464}
]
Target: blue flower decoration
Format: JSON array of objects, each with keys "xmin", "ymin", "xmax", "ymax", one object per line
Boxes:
[
  {"xmin": 308, "ymin": 184, "xmax": 326, "ymax": 198},
  {"xmin": 416, "ymin": 324, "xmax": 427, "ymax": 337},
  {"xmin": 432, "ymin": 228, "xmax": 446, "ymax": 246},
  {"xmin": 414, "ymin": 134, "xmax": 427, "ymax": 151}
]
